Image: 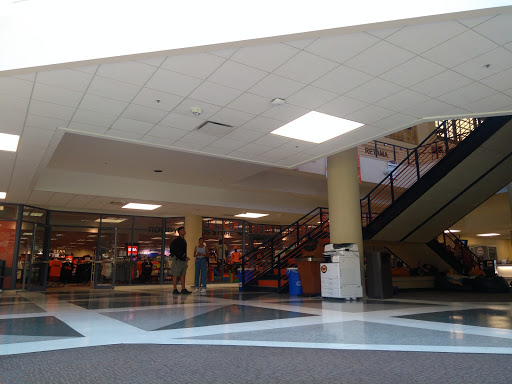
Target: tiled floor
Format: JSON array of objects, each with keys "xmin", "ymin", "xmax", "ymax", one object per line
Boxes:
[{"xmin": 1, "ymin": 286, "xmax": 512, "ymax": 356}]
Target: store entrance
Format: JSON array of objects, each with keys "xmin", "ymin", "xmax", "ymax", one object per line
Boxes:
[
  {"xmin": 18, "ymin": 222, "xmax": 48, "ymax": 291},
  {"xmin": 93, "ymin": 227, "xmax": 117, "ymax": 289}
]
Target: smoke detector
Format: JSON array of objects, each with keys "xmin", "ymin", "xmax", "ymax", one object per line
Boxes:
[
  {"xmin": 190, "ymin": 106, "xmax": 203, "ymax": 116},
  {"xmin": 271, "ymin": 98, "xmax": 286, "ymax": 105}
]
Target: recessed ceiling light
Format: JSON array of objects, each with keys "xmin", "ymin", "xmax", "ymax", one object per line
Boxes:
[
  {"xmin": 95, "ymin": 217, "xmax": 128, "ymax": 223},
  {"xmin": 477, "ymin": 233, "xmax": 500, "ymax": 237},
  {"xmin": 444, "ymin": 230, "xmax": 460, "ymax": 233},
  {"xmin": 235, "ymin": 213, "xmax": 269, "ymax": 218},
  {"xmin": 0, "ymin": 192, "xmax": 6, "ymax": 199},
  {"xmin": 271, "ymin": 112, "xmax": 364, "ymax": 143},
  {"xmin": 122, "ymin": 203, "xmax": 161, "ymax": 210},
  {"xmin": 0, "ymin": 133, "xmax": 20, "ymax": 152}
]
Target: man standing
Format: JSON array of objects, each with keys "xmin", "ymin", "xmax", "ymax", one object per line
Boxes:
[{"xmin": 169, "ymin": 227, "xmax": 191, "ymax": 294}]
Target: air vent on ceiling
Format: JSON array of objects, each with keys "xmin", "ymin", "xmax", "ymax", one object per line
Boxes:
[{"xmin": 197, "ymin": 121, "xmax": 234, "ymax": 137}]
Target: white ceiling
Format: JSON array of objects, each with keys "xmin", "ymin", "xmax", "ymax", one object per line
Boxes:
[{"xmin": 1, "ymin": 8, "xmax": 512, "ymax": 221}]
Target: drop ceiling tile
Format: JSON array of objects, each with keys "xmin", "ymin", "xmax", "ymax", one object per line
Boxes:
[
  {"xmin": 96, "ymin": 61, "xmax": 157, "ymax": 85},
  {"xmin": 209, "ymin": 137, "xmax": 246, "ymax": 150},
  {"xmin": 345, "ymin": 78, "xmax": 403, "ymax": 104},
  {"xmin": 110, "ymin": 117, "xmax": 154, "ymax": 134},
  {"xmin": 316, "ymin": 95, "xmax": 368, "ymax": 118},
  {"xmin": 339, "ymin": 124, "xmax": 389, "ymax": 141},
  {"xmin": 251, "ymin": 134, "xmax": 291, "ymax": 148},
  {"xmin": 0, "ymin": 95, "xmax": 29, "ymax": 134},
  {"xmin": 72, "ymin": 65, "xmax": 98, "ymax": 74},
  {"xmin": 249, "ymin": 74, "xmax": 305, "ymax": 99},
  {"xmin": 66, "ymin": 194, "xmax": 96, "ymax": 208},
  {"xmin": 209, "ymin": 108, "xmax": 255, "ymax": 127},
  {"xmin": 438, "ymin": 82, "xmax": 497, "ymax": 107},
  {"xmin": 37, "ymin": 69, "xmax": 92, "ymax": 92},
  {"xmin": 376, "ymin": 89, "xmax": 431, "ymax": 112},
  {"xmin": 261, "ymin": 104, "xmax": 308, "ymax": 123},
  {"xmin": 67, "ymin": 121, "xmax": 109, "ymax": 135},
  {"xmin": 105, "ymin": 129, "xmax": 144, "ymax": 140},
  {"xmin": 281, "ymin": 152, "xmax": 317, "ymax": 166},
  {"xmin": 312, "ymin": 65, "xmax": 372, "ymax": 94},
  {"xmin": 463, "ymin": 92, "xmax": 512, "ymax": 113},
  {"xmin": 145, "ymin": 125, "xmax": 189, "ymax": 140},
  {"xmin": 189, "ymin": 81, "xmax": 243, "ymax": 106},
  {"xmin": 305, "ymin": 32, "xmax": 380, "ymax": 64},
  {"xmin": 403, "ymin": 99, "xmax": 468, "ymax": 119},
  {"xmin": 27, "ymin": 191, "xmax": 55, "ymax": 205},
  {"xmin": 344, "ymin": 105, "xmax": 395, "ymax": 124},
  {"xmin": 202, "ymin": 146, "xmax": 233, "ymax": 155},
  {"xmin": 161, "ymin": 53, "xmax": 225, "ymax": 79},
  {"xmin": 159, "ymin": 112, "xmax": 204, "ymax": 130},
  {"xmin": 79, "ymin": 93, "xmax": 128, "ymax": 115},
  {"xmin": 224, "ymin": 128, "xmax": 266, "ymax": 142},
  {"xmin": 410, "ymin": 70, "xmax": 474, "ymax": 97},
  {"xmin": 121, "ymin": 104, "xmax": 168, "ymax": 124},
  {"xmin": 380, "ymin": 56, "xmax": 445, "ymax": 87},
  {"xmin": 87, "ymin": 76, "xmax": 140, "ymax": 102},
  {"xmin": 228, "ymin": 150, "xmax": 257, "ymax": 160},
  {"xmin": 136, "ymin": 57, "xmax": 166, "ymax": 67},
  {"xmin": 452, "ymin": 48, "xmax": 512, "ymax": 81},
  {"xmin": 25, "ymin": 114, "xmax": 69, "ymax": 130},
  {"xmin": 473, "ymin": 14, "xmax": 512, "ymax": 46},
  {"xmin": 262, "ymin": 146, "xmax": 298, "ymax": 159},
  {"xmin": 279, "ymin": 140, "xmax": 316, "ymax": 152},
  {"xmin": 367, "ymin": 27, "xmax": 401, "ymax": 39},
  {"xmin": 31, "ymin": 83, "xmax": 83, "ymax": 108},
  {"xmin": 173, "ymin": 141, "xmax": 206, "ymax": 151},
  {"xmin": 28, "ymin": 100, "xmax": 75, "ymax": 121},
  {"xmin": 46, "ymin": 192, "xmax": 75, "ymax": 206},
  {"xmin": 458, "ymin": 15, "xmax": 494, "ymax": 28},
  {"xmin": 504, "ymin": 88, "xmax": 512, "ymax": 98},
  {"xmin": 130, "ymin": 88, "xmax": 183, "ymax": 111},
  {"xmin": 286, "ymin": 86, "xmax": 337, "ymax": 109},
  {"xmin": 173, "ymin": 98, "xmax": 222, "ymax": 119},
  {"xmin": 421, "ymin": 30, "xmax": 498, "ymax": 68},
  {"xmin": 386, "ymin": 21, "xmax": 467, "ymax": 54},
  {"xmin": 284, "ymin": 38, "xmax": 315, "ymax": 49},
  {"xmin": 145, "ymin": 68, "xmax": 203, "ymax": 97},
  {"xmin": 140, "ymin": 135, "xmax": 178, "ymax": 147},
  {"xmin": 479, "ymin": 67, "xmax": 512, "ymax": 92},
  {"xmin": 72, "ymin": 109, "xmax": 117, "ymax": 127},
  {"xmin": 240, "ymin": 116, "xmax": 284, "ymax": 133},
  {"xmin": 230, "ymin": 43, "xmax": 299, "ymax": 72},
  {"xmin": 19, "ymin": 126, "xmax": 55, "ymax": 148},
  {"xmin": 179, "ymin": 131, "xmax": 219, "ymax": 146},
  {"xmin": 0, "ymin": 77, "xmax": 33, "ymax": 98},
  {"xmin": 345, "ymin": 41, "xmax": 415, "ymax": 76},
  {"xmin": 13, "ymin": 73, "xmax": 36, "ymax": 81},
  {"xmin": 208, "ymin": 61, "xmax": 268, "ymax": 91},
  {"xmin": 273, "ymin": 51, "xmax": 338, "ymax": 84},
  {"xmin": 227, "ymin": 93, "xmax": 272, "ymax": 115},
  {"xmin": 370, "ymin": 113, "xmax": 418, "ymax": 131},
  {"xmin": 210, "ymin": 48, "xmax": 238, "ymax": 59}
]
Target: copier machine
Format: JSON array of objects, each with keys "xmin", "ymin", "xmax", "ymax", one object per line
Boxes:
[{"xmin": 321, "ymin": 243, "xmax": 363, "ymax": 300}]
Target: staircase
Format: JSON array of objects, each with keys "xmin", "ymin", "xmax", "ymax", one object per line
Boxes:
[
  {"xmin": 241, "ymin": 207, "xmax": 329, "ymax": 293},
  {"xmin": 427, "ymin": 230, "xmax": 481, "ymax": 274},
  {"xmin": 361, "ymin": 115, "xmax": 512, "ymax": 243}
]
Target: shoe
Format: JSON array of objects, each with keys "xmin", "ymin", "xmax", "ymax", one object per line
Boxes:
[
  {"xmin": 193, "ymin": 288, "xmax": 198, "ymax": 293},
  {"xmin": 181, "ymin": 289, "xmax": 191, "ymax": 294},
  {"xmin": 172, "ymin": 289, "xmax": 180, "ymax": 294},
  {"xmin": 200, "ymin": 288, "xmax": 207, "ymax": 294}
]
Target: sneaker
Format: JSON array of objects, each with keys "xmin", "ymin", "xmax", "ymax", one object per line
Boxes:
[
  {"xmin": 193, "ymin": 288, "xmax": 199, "ymax": 293},
  {"xmin": 181, "ymin": 289, "xmax": 192, "ymax": 294},
  {"xmin": 200, "ymin": 288, "xmax": 207, "ymax": 295},
  {"xmin": 172, "ymin": 289, "xmax": 180, "ymax": 294}
]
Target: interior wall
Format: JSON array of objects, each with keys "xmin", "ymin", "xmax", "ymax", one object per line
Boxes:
[{"xmin": 464, "ymin": 236, "xmax": 512, "ymax": 263}]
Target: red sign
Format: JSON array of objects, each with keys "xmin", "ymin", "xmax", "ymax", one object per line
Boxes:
[{"xmin": 127, "ymin": 245, "xmax": 139, "ymax": 255}]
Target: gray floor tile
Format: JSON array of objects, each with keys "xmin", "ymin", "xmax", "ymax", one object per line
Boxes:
[
  {"xmin": 0, "ymin": 303, "xmax": 45, "ymax": 315},
  {"xmin": 0, "ymin": 316, "xmax": 84, "ymax": 337}
]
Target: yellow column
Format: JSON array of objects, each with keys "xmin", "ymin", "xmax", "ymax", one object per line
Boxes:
[
  {"xmin": 327, "ymin": 147, "xmax": 365, "ymax": 294},
  {"xmin": 185, "ymin": 215, "xmax": 202, "ymax": 288}
]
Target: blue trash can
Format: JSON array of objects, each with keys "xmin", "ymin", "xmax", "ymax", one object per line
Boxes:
[{"xmin": 286, "ymin": 268, "xmax": 303, "ymax": 295}]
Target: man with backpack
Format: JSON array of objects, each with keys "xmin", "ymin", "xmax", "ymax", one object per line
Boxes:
[{"xmin": 169, "ymin": 227, "xmax": 191, "ymax": 294}]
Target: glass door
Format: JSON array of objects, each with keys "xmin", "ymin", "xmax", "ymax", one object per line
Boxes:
[
  {"xmin": 93, "ymin": 227, "xmax": 117, "ymax": 289},
  {"xmin": 21, "ymin": 223, "xmax": 48, "ymax": 291}
]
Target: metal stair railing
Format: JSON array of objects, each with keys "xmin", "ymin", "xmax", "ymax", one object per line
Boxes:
[
  {"xmin": 241, "ymin": 207, "xmax": 328, "ymax": 289},
  {"xmin": 360, "ymin": 118, "xmax": 485, "ymax": 227},
  {"xmin": 435, "ymin": 230, "xmax": 481, "ymax": 271}
]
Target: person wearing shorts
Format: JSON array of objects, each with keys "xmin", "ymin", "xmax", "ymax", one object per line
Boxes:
[{"xmin": 169, "ymin": 227, "xmax": 191, "ymax": 294}]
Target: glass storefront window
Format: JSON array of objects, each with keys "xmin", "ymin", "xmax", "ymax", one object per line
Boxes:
[
  {"xmin": 0, "ymin": 220, "xmax": 17, "ymax": 290},
  {"xmin": 50, "ymin": 211, "xmax": 100, "ymax": 227},
  {"xmin": 22, "ymin": 206, "xmax": 47, "ymax": 224},
  {"xmin": 0, "ymin": 204, "xmax": 18, "ymax": 220}
]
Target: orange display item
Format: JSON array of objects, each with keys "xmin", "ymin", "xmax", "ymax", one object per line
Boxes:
[{"xmin": 49, "ymin": 259, "xmax": 62, "ymax": 279}]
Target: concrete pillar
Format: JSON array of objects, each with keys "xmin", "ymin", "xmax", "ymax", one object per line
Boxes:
[
  {"xmin": 327, "ymin": 147, "xmax": 365, "ymax": 294},
  {"xmin": 185, "ymin": 215, "xmax": 202, "ymax": 287}
]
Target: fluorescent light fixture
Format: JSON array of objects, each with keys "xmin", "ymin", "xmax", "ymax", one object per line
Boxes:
[
  {"xmin": 0, "ymin": 133, "xmax": 19, "ymax": 152},
  {"xmin": 22, "ymin": 232, "xmax": 33, "ymax": 236},
  {"xmin": 0, "ymin": 192, "xmax": 6, "ymax": 199},
  {"xmin": 235, "ymin": 213, "xmax": 269, "ymax": 218},
  {"xmin": 95, "ymin": 217, "xmax": 127, "ymax": 223},
  {"xmin": 122, "ymin": 203, "xmax": 161, "ymax": 210},
  {"xmin": 444, "ymin": 230, "xmax": 460, "ymax": 233},
  {"xmin": 271, "ymin": 112, "xmax": 364, "ymax": 143},
  {"xmin": 477, "ymin": 233, "xmax": 500, "ymax": 237}
]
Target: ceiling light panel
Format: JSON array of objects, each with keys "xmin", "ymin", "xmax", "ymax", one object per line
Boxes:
[
  {"xmin": 0, "ymin": 192, "xmax": 6, "ymax": 199},
  {"xmin": 235, "ymin": 213, "xmax": 269, "ymax": 218},
  {"xmin": 0, "ymin": 133, "xmax": 20, "ymax": 152},
  {"xmin": 476, "ymin": 233, "xmax": 500, "ymax": 237},
  {"xmin": 122, "ymin": 203, "xmax": 161, "ymax": 210},
  {"xmin": 271, "ymin": 112, "xmax": 364, "ymax": 143}
]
